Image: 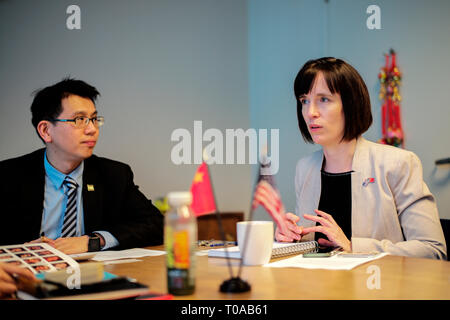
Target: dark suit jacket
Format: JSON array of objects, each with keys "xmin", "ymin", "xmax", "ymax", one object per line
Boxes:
[{"xmin": 0, "ymin": 149, "xmax": 164, "ymax": 249}]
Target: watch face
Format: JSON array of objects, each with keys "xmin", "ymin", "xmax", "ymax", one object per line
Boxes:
[{"xmin": 89, "ymin": 236, "xmax": 101, "ymax": 252}]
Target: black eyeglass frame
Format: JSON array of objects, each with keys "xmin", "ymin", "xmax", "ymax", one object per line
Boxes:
[{"xmin": 50, "ymin": 116, "xmax": 105, "ymax": 128}]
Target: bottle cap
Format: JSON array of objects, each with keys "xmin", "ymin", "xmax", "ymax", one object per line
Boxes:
[{"xmin": 167, "ymin": 191, "xmax": 192, "ymax": 207}]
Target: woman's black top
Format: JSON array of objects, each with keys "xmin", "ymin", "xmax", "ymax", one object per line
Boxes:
[{"xmin": 315, "ymin": 170, "xmax": 353, "ymax": 242}]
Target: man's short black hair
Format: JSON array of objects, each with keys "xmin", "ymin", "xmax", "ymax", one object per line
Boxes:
[
  {"xmin": 30, "ymin": 78, "xmax": 100, "ymax": 142},
  {"xmin": 293, "ymin": 57, "xmax": 372, "ymax": 143}
]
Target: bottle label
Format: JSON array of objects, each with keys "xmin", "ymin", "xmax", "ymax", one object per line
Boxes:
[
  {"xmin": 173, "ymin": 230, "xmax": 190, "ymax": 269},
  {"xmin": 166, "ymin": 227, "xmax": 190, "ymax": 269}
]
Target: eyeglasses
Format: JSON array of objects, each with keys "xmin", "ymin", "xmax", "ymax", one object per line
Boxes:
[{"xmin": 50, "ymin": 116, "xmax": 105, "ymax": 128}]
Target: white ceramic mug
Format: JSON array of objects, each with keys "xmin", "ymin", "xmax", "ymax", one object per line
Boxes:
[{"xmin": 237, "ymin": 221, "xmax": 273, "ymax": 265}]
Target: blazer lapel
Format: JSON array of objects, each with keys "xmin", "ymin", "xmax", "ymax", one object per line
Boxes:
[
  {"xmin": 298, "ymin": 150, "xmax": 323, "ymax": 241},
  {"xmin": 24, "ymin": 149, "xmax": 46, "ymax": 238},
  {"xmin": 351, "ymin": 137, "xmax": 370, "ymax": 237},
  {"xmin": 82, "ymin": 156, "xmax": 103, "ymax": 233},
  {"xmin": 310, "ymin": 151, "xmax": 323, "ymax": 212}
]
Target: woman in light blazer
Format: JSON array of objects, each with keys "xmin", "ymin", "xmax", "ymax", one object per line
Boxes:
[{"xmin": 276, "ymin": 57, "xmax": 446, "ymax": 260}]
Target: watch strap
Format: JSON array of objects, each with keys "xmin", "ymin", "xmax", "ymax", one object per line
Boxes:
[{"xmin": 88, "ymin": 233, "xmax": 101, "ymax": 252}]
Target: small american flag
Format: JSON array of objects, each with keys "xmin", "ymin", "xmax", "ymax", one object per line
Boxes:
[
  {"xmin": 362, "ymin": 177, "xmax": 375, "ymax": 187},
  {"xmin": 251, "ymin": 163, "xmax": 289, "ymax": 235}
]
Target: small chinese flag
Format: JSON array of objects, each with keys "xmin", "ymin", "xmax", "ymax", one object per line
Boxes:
[{"xmin": 190, "ymin": 162, "xmax": 217, "ymax": 216}]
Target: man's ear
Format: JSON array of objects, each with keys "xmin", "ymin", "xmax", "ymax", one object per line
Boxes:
[{"xmin": 37, "ymin": 120, "xmax": 53, "ymax": 143}]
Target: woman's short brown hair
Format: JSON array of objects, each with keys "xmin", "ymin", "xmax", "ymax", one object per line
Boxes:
[{"xmin": 293, "ymin": 57, "xmax": 372, "ymax": 143}]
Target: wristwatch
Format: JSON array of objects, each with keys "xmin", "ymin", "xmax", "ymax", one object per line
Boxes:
[{"xmin": 88, "ymin": 233, "xmax": 102, "ymax": 252}]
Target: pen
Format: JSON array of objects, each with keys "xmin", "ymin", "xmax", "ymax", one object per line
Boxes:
[
  {"xmin": 208, "ymin": 243, "xmax": 224, "ymax": 247},
  {"xmin": 198, "ymin": 240, "xmax": 237, "ymax": 247},
  {"xmin": 303, "ymin": 247, "xmax": 342, "ymax": 258}
]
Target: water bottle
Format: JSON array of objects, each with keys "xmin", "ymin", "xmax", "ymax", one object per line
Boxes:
[{"xmin": 165, "ymin": 191, "xmax": 197, "ymax": 295}]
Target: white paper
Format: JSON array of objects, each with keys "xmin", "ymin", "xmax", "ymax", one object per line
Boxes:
[
  {"xmin": 102, "ymin": 258, "xmax": 142, "ymax": 265},
  {"xmin": 90, "ymin": 248, "xmax": 166, "ymax": 262},
  {"xmin": 69, "ymin": 252, "xmax": 97, "ymax": 260},
  {"xmin": 264, "ymin": 252, "xmax": 389, "ymax": 270},
  {"xmin": 207, "ymin": 246, "xmax": 240, "ymax": 259}
]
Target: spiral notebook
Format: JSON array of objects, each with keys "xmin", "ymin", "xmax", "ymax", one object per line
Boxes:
[{"xmin": 207, "ymin": 241, "xmax": 319, "ymax": 259}]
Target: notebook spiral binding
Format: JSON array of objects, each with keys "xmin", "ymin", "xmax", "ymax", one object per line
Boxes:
[{"xmin": 271, "ymin": 241, "xmax": 319, "ymax": 258}]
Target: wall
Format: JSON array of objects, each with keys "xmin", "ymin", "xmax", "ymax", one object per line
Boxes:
[
  {"xmin": 0, "ymin": 0, "xmax": 251, "ymax": 214},
  {"xmin": 1, "ymin": 0, "xmax": 449, "ymax": 221},
  {"xmin": 248, "ymin": 0, "xmax": 327, "ymax": 220},
  {"xmin": 326, "ymin": 0, "xmax": 450, "ymax": 219},
  {"xmin": 249, "ymin": 0, "xmax": 450, "ymax": 219}
]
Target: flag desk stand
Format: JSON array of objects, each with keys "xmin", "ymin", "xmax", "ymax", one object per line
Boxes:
[
  {"xmin": 219, "ymin": 276, "xmax": 251, "ymax": 293},
  {"xmin": 226, "ymin": 159, "xmax": 284, "ymax": 293},
  {"xmin": 216, "ymin": 208, "xmax": 251, "ymax": 293},
  {"xmin": 214, "ymin": 209, "xmax": 251, "ymax": 293},
  {"xmin": 190, "ymin": 161, "xmax": 251, "ymax": 293}
]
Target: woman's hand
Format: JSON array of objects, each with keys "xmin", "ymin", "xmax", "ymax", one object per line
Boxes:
[
  {"xmin": 302, "ymin": 209, "xmax": 352, "ymax": 252},
  {"xmin": 274, "ymin": 212, "xmax": 303, "ymax": 242}
]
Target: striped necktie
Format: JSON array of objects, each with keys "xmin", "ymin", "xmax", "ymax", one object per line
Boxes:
[{"xmin": 61, "ymin": 176, "xmax": 78, "ymax": 238}]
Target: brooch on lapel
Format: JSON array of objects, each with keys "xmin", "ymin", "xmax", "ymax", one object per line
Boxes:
[
  {"xmin": 87, "ymin": 184, "xmax": 95, "ymax": 191},
  {"xmin": 362, "ymin": 178, "xmax": 375, "ymax": 187}
]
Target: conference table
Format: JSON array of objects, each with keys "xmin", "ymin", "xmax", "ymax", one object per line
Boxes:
[{"xmin": 104, "ymin": 245, "xmax": 450, "ymax": 300}]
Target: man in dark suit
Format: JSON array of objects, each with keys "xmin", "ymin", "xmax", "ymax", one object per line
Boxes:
[{"xmin": 0, "ymin": 78, "xmax": 163, "ymax": 254}]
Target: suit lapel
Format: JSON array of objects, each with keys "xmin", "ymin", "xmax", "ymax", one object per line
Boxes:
[
  {"xmin": 311, "ymin": 151, "xmax": 323, "ymax": 212},
  {"xmin": 82, "ymin": 156, "xmax": 104, "ymax": 233},
  {"xmin": 24, "ymin": 149, "xmax": 46, "ymax": 237},
  {"xmin": 298, "ymin": 150, "xmax": 323, "ymax": 241},
  {"xmin": 351, "ymin": 137, "xmax": 370, "ymax": 237}
]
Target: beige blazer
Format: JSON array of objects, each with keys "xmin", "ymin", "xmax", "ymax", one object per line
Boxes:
[{"xmin": 295, "ymin": 137, "xmax": 447, "ymax": 260}]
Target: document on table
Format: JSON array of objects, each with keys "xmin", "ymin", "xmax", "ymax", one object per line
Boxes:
[
  {"xmin": 71, "ymin": 248, "xmax": 166, "ymax": 262},
  {"xmin": 92, "ymin": 248, "xmax": 166, "ymax": 261},
  {"xmin": 264, "ymin": 252, "xmax": 389, "ymax": 270}
]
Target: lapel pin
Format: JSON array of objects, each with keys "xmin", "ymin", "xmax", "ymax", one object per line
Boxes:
[
  {"xmin": 362, "ymin": 178, "xmax": 375, "ymax": 187},
  {"xmin": 87, "ymin": 184, "xmax": 95, "ymax": 191}
]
